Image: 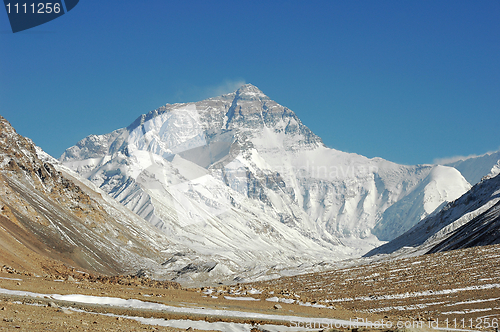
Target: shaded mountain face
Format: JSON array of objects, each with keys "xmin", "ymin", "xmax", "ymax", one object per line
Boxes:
[
  {"xmin": 0, "ymin": 115, "xmax": 183, "ymax": 277},
  {"xmin": 428, "ymin": 197, "xmax": 500, "ymax": 253},
  {"xmin": 365, "ymin": 172, "xmax": 500, "ymax": 257},
  {"xmin": 60, "ymin": 84, "xmax": 471, "ymax": 267},
  {"xmin": 426, "ymin": 171, "xmax": 500, "ymax": 253}
]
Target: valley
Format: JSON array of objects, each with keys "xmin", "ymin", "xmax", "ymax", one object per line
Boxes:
[{"xmin": 1, "ymin": 84, "xmax": 500, "ymax": 331}]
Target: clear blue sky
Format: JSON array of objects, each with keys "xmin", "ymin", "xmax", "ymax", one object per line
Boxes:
[{"xmin": 1, "ymin": 0, "xmax": 499, "ymax": 165}]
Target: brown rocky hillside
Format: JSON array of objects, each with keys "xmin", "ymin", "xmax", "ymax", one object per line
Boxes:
[{"xmin": 0, "ymin": 115, "xmax": 177, "ymax": 278}]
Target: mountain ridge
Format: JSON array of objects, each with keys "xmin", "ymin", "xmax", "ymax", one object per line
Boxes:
[
  {"xmin": 0, "ymin": 114, "xmax": 191, "ymax": 279},
  {"xmin": 59, "ymin": 84, "xmax": 474, "ymax": 282},
  {"xmin": 443, "ymin": 150, "xmax": 500, "ymax": 185},
  {"xmin": 365, "ymin": 172, "xmax": 500, "ymax": 257}
]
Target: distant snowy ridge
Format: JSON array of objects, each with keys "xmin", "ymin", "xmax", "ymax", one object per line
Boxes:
[
  {"xmin": 372, "ymin": 165, "xmax": 470, "ymax": 241},
  {"xmin": 60, "ymin": 84, "xmax": 473, "ymax": 282},
  {"xmin": 365, "ymin": 173, "xmax": 500, "ymax": 257},
  {"xmin": 442, "ymin": 150, "xmax": 500, "ymax": 185}
]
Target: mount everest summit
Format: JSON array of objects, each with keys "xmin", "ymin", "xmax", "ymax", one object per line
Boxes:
[{"xmin": 58, "ymin": 84, "xmax": 480, "ymax": 281}]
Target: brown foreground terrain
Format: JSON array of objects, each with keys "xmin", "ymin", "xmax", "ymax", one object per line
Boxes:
[
  {"xmin": 248, "ymin": 244, "xmax": 500, "ymax": 327},
  {"xmin": 0, "ymin": 266, "xmax": 382, "ymax": 332},
  {"xmin": 0, "ymin": 244, "xmax": 499, "ymax": 331}
]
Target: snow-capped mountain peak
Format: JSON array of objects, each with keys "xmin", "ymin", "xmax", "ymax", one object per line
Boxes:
[
  {"xmin": 233, "ymin": 83, "xmax": 270, "ymax": 101},
  {"xmin": 59, "ymin": 84, "xmax": 473, "ymax": 283}
]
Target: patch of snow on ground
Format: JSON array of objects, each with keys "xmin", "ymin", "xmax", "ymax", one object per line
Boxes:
[
  {"xmin": 326, "ymin": 283, "xmax": 500, "ymax": 302},
  {"xmin": 0, "ymin": 277, "xmax": 23, "ymax": 281},
  {"xmin": 224, "ymin": 296, "xmax": 260, "ymax": 301}
]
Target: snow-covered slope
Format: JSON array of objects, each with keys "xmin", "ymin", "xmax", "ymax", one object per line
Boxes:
[
  {"xmin": 372, "ymin": 165, "xmax": 470, "ymax": 241},
  {"xmin": 365, "ymin": 172, "xmax": 500, "ymax": 257},
  {"xmin": 60, "ymin": 84, "xmax": 471, "ymax": 276}
]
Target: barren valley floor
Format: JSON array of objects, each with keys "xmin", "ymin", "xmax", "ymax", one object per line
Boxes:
[{"xmin": 1, "ymin": 244, "xmax": 499, "ymax": 331}]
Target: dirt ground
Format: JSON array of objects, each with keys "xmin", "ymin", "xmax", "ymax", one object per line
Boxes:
[
  {"xmin": 0, "ymin": 268, "xmax": 387, "ymax": 332},
  {"xmin": 0, "ymin": 245, "xmax": 499, "ymax": 331},
  {"xmin": 248, "ymin": 244, "xmax": 500, "ymax": 327}
]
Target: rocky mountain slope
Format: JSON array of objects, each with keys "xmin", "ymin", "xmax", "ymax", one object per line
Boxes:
[
  {"xmin": 0, "ymin": 115, "xmax": 193, "ymax": 278},
  {"xmin": 0, "ymin": 114, "xmax": 356, "ymax": 285},
  {"xmin": 60, "ymin": 84, "xmax": 471, "ymax": 269}
]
